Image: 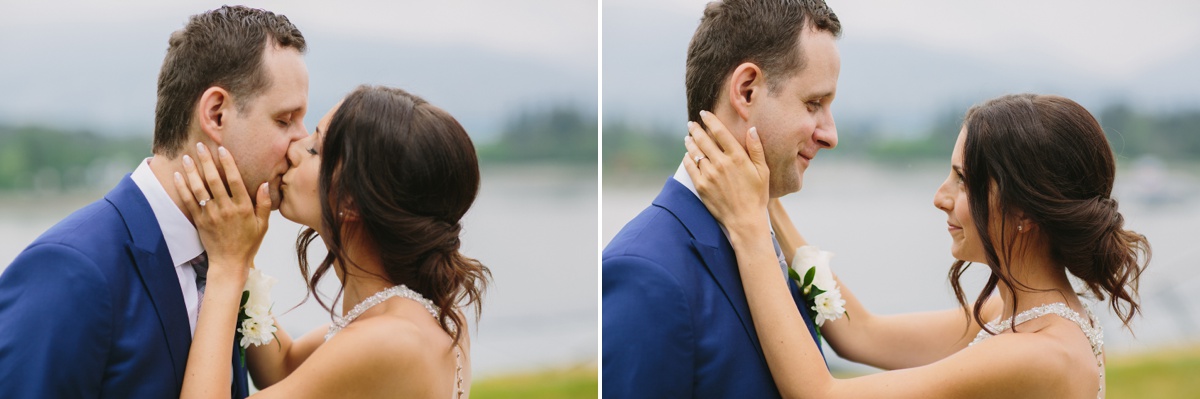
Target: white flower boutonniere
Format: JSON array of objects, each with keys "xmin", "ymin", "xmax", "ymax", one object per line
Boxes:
[
  {"xmin": 236, "ymin": 269, "xmax": 278, "ymax": 366},
  {"xmin": 788, "ymin": 245, "xmax": 848, "ymax": 341}
]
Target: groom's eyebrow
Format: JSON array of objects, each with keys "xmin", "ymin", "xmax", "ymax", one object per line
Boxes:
[
  {"xmin": 275, "ymin": 106, "xmax": 304, "ymax": 119},
  {"xmin": 803, "ymin": 90, "xmax": 835, "ymax": 101}
]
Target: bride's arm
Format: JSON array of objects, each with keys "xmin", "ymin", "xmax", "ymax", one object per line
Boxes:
[
  {"xmin": 173, "ymin": 145, "xmax": 271, "ymax": 399},
  {"xmin": 684, "ymin": 112, "xmax": 1063, "ymax": 398},
  {"xmin": 246, "ymin": 322, "xmax": 329, "ymax": 388},
  {"xmin": 768, "ymin": 186, "xmax": 1000, "ymax": 369}
]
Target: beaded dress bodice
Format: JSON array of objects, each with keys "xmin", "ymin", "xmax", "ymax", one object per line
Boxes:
[
  {"xmin": 326, "ymin": 285, "xmax": 466, "ymax": 398},
  {"xmin": 969, "ymin": 302, "xmax": 1105, "ymax": 398}
]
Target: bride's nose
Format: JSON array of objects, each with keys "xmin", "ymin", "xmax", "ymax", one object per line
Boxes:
[
  {"xmin": 285, "ymin": 138, "xmax": 306, "ymax": 167},
  {"xmin": 933, "ymin": 181, "xmax": 952, "ymax": 212}
]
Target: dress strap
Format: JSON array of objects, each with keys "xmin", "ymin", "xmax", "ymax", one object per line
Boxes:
[{"xmin": 969, "ymin": 302, "xmax": 1106, "ymax": 398}]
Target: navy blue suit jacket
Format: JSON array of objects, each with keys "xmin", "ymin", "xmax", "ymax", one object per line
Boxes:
[
  {"xmin": 0, "ymin": 175, "xmax": 249, "ymax": 398},
  {"xmin": 603, "ymin": 179, "xmax": 822, "ymax": 398}
]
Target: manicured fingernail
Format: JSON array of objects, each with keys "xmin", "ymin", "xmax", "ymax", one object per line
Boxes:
[
  {"xmin": 749, "ymin": 127, "xmax": 758, "ymax": 138},
  {"xmin": 685, "ymin": 135, "xmax": 693, "ymax": 144},
  {"xmin": 218, "ymin": 146, "xmax": 228, "ymax": 158},
  {"xmin": 174, "ymin": 172, "xmax": 182, "ymax": 182},
  {"xmin": 700, "ymin": 110, "xmax": 709, "ymax": 117},
  {"xmin": 261, "ymin": 182, "xmax": 269, "ymax": 192},
  {"xmin": 182, "ymin": 155, "xmax": 193, "ymax": 167},
  {"xmin": 196, "ymin": 142, "xmax": 206, "ymax": 154}
]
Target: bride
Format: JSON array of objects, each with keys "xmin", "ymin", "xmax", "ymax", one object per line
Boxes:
[
  {"xmin": 173, "ymin": 85, "xmax": 489, "ymax": 398},
  {"xmin": 682, "ymin": 93, "xmax": 1149, "ymax": 398}
]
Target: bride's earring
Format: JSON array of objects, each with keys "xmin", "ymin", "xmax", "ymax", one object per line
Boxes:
[{"xmin": 1017, "ymin": 225, "xmax": 1024, "ymax": 232}]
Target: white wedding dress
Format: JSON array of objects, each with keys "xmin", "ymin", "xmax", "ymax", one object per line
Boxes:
[
  {"xmin": 969, "ymin": 302, "xmax": 1105, "ymax": 398},
  {"xmin": 326, "ymin": 285, "xmax": 466, "ymax": 398}
]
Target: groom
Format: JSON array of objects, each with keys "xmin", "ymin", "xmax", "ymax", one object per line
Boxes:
[
  {"xmin": 0, "ymin": 6, "xmax": 308, "ymax": 398},
  {"xmin": 603, "ymin": 0, "xmax": 841, "ymax": 397}
]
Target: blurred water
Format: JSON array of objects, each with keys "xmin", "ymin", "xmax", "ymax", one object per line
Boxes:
[
  {"xmin": 0, "ymin": 166, "xmax": 598, "ymax": 378},
  {"xmin": 604, "ymin": 159, "xmax": 1200, "ymax": 372}
]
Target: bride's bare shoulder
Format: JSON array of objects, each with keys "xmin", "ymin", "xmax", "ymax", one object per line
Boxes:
[{"xmin": 337, "ymin": 311, "xmax": 453, "ymax": 364}]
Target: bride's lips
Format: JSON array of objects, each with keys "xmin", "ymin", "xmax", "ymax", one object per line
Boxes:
[{"xmin": 947, "ymin": 221, "xmax": 963, "ymax": 233}]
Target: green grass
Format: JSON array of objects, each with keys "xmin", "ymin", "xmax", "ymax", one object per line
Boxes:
[
  {"xmin": 1107, "ymin": 345, "xmax": 1200, "ymax": 398},
  {"xmin": 471, "ymin": 365, "xmax": 597, "ymax": 399},
  {"xmin": 464, "ymin": 346, "xmax": 1200, "ymax": 398}
]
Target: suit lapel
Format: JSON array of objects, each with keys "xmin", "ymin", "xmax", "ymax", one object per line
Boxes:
[
  {"xmin": 653, "ymin": 179, "xmax": 766, "ymax": 356},
  {"xmin": 654, "ymin": 178, "xmax": 824, "ymax": 359},
  {"xmin": 107, "ymin": 176, "xmax": 192, "ymax": 386}
]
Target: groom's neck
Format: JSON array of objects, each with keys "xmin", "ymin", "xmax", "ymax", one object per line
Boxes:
[{"xmin": 147, "ymin": 154, "xmax": 195, "ymax": 225}]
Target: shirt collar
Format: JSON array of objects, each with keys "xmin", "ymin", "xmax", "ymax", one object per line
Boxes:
[
  {"xmin": 130, "ymin": 158, "xmax": 203, "ymax": 267},
  {"xmin": 673, "ymin": 162, "xmax": 775, "ymax": 240}
]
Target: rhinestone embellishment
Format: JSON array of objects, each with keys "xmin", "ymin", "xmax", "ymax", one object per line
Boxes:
[
  {"xmin": 970, "ymin": 302, "xmax": 1105, "ymax": 398},
  {"xmin": 325, "ymin": 284, "xmax": 439, "ymax": 341}
]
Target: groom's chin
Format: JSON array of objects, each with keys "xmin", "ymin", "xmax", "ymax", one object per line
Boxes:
[{"xmin": 772, "ymin": 173, "xmax": 803, "ymax": 198}]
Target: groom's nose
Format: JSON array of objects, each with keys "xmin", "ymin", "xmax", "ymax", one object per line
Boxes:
[
  {"xmin": 289, "ymin": 121, "xmax": 308, "ymax": 142},
  {"xmin": 814, "ymin": 116, "xmax": 837, "ymax": 149}
]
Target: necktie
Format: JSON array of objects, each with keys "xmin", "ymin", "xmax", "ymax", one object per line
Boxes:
[{"xmin": 191, "ymin": 252, "xmax": 208, "ymax": 306}]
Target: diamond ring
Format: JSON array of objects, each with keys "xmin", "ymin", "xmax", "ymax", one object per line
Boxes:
[
  {"xmin": 198, "ymin": 199, "xmax": 208, "ymax": 207},
  {"xmin": 694, "ymin": 155, "xmax": 706, "ymax": 165}
]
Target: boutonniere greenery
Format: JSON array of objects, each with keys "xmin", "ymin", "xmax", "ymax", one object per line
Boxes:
[
  {"xmin": 787, "ymin": 245, "xmax": 848, "ymax": 341},
  {"xmin": 236, "ymin": 268, "xmax": 279, "ymax": 366}
]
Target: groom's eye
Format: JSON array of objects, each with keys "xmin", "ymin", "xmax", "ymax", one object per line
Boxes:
[{"xmin": 277, "ymin": 120, "xmax": 291, "ymax": 128}]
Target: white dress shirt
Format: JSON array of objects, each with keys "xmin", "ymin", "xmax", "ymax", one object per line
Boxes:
[
  {"xmin": 674, "ymin": 162, "xmax": 789, "ymax": 273},
  {"xmin": 130, "ymin": 158, "xmax": 204, "ymax": 336}
]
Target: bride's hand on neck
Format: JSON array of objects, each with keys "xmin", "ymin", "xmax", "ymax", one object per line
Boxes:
[
  {"xmin": 173, "ymin": 142, "xmax": 272, "ymax": 281},
  {"xmin": 683, "ymin": 110, "xmax": 771, "ymax": 234}
]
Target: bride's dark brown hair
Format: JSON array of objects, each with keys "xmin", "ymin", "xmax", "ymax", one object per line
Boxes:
[
  {"xmin": 950, "ymin": 93, "xmax": 1150, "ymax": 332},
  {"xmin": 297, "ymin": 85, "xmax": 490, "ymax": 344}
]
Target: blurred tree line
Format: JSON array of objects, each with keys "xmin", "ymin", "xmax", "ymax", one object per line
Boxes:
[
  {"xmin": 604, "ymin": 104, "xmax": 1200, "ymax": 176},
  {"xmin": 476, "ymin": 106, "xmax": 598, "ymax": 165},
  {"xmin": 0, "ymin": 125, "xmax": 147, "ymax": 191},
  {"xmin": 0, "ymin": 106, "xmax": 598, "ymax": 192}
]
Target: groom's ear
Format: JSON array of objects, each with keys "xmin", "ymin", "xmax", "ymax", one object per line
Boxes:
[
  {"xmin": 726, "ymin": 62, "xmax": 764, "ymax": 122},
  {"xmin": 195, "ymin": 86, "xmax": 232, "ymax": 145}
]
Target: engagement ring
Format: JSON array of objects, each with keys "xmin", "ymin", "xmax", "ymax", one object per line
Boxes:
[{"xmin": 694, "ymin": 155, "xmax": 706, "ymax": 165}]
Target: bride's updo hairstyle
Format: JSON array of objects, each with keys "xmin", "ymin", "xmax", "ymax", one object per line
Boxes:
[
  {"xmin": 297, "ymin": 85, "xmax": 490, "ymax": 344},
  {"xmin": 949, "ymin": 93, "xmax": 1150, "ymax": 332}
]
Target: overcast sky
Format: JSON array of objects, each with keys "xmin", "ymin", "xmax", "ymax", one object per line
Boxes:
[
  {"xmin": 602, "ymin": 0, "xmax": 1200, "ymax": 131},
  {"xmin": 607, "ymin": 0, "xmax": 1200, "ymax": 79},
  {"xmin": 0, "ymin": 1, "xmax": 598, "ymax": 138},
  {"xmin": 1, "ymin": 1, "xmax": 597, "ymax": 73}
]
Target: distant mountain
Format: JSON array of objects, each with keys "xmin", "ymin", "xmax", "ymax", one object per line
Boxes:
[
  {"xmin": 0, "ymin": 26, "xmax": 596, "ymax": 142},
  {"xmin": 602, "ymin": 5, "xmax": 1200, "ymax": 136}
]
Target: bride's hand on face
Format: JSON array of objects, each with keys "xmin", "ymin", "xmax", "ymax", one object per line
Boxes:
[
  {"xmin": 173, "ymin": 142, "xmax": 272, "ymax": 281},
  {"xmin": 683, "ymin": 110, "xmax": 770, "ymax": 232}
]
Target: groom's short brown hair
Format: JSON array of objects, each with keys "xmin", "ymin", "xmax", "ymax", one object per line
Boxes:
[
  {"xmin": 685, "ymin": 0, "xmax": 840, "ymax": 124},
  {"xmin": 153, "ymin": 5, "xmax": 306, "ymax": 158}
]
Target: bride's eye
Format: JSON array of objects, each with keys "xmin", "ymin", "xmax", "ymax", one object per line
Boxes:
[{"xmin": 306, "ymin": 147, "xmax": 318, "ymax": 155}]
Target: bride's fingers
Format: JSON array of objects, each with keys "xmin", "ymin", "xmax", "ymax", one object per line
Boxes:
[
  {"xmin": 172, "ymin": 172, "xmax": 202, "ymax": 217},
  {"xmin": 215, "ymin": 146, "xmax": 251, "ymax": 206},
  {"xmin": 684, "ymin": 135, "xmax": 708, "ymax": 168},
  {"xmin": 682, "ymin": 152, "xmax": 705, "ymax": 188},
  {"xmin": 697, "ymin": 110, "xmax": 743, "ymax": 158},
  {"xmin": 182, "ymin": 155, "xmax": 215, "ymax": 210},
  {"xmin": 254, "ymin": 182, "xmax": 271, "ymax": 227},
  {"xmin": 195, "ymin": 143, "xmax": 230, "ymax": 205},
  {"xmin": 745, "ymin": 127, "xmax": 769, "ymax": 177},
  {"xmin": 688, "ymin": 120, "xmax": 725, "ymax": 165}
]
